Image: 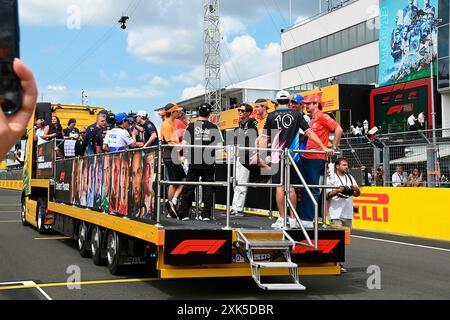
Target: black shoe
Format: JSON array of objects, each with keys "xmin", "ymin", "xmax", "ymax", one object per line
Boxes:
[{"xmin": 165, "ymin": 201, "xmax": 178, "ymax": 219}]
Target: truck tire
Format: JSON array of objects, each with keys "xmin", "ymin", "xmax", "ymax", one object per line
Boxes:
[
  {"xmin": 91, "ymin": 226, "xmax": 105, "ymax": 266},
  {"xmin": 36, "ymin": 201, "xmax": 46, "ymax": 234},
  {"xmin": 77, "ymin": 222, "xmax": 91, "ymax": 258},
  {"xmin": 21, "ymin": 197, "xmax": 29, "ymax": 226},
  {"xmin": 106, "ymin": 231, "xmax": 125, "ymax": 275}
]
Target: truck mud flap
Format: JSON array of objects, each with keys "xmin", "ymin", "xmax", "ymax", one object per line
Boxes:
[
  {"xmin": 287, "ymin": 229, "xmax": 346, "ymax": 264},
  {"xmin": 164, "ymin": 230, "xmax": 232, "ymax": 266}
]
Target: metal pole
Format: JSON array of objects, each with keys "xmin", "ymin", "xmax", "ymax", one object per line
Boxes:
[
  {"xmin": 224, "ymin": 145, "xmax": 231, "ymax": 230},
  {"xmin": 269, "ymin": 186, "xmax": 274, "ymax": 220},
  {"xmin": 284, "ymin": 150, "xmax": 289, "ymax": 229},
  {"xmin": 429, "ymin": 38, "xmax": 438, "ymax": 187},
  {"xmin": 156, "ymin": 145, "xmax": 163, "ymax": 228}
]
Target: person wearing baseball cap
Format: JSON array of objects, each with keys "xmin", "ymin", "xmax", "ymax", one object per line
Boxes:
[
  {"xmin": 290, "ymin": 94, "xmax": 304, "ymax": 110},
  {"xmin": 160, "ymin": 102, "xmax": 186, "ymax": 219},
  {"xmin": 299, "ymin": 93, "xmax": 343, "ymax": 226},
  {"xmin": 178, "ymin": 102, "xmax": 223, "ymax": 221},
  {"xmin": 135, "ymin": 109, "xmax": 159, "ymax": 148},
  {"xmin": 103, "ymin": 113, "xmax": 138, "ymax": 153},
  {"xmin": 258, "ymin": 90, "xmax": 335, "ymax": 229}
]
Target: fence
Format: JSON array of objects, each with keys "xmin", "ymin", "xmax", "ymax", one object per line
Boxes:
[
  {"xmin": 0, "ymin": 168, "xmax": 23, "ymax": 181},
  {"xmin": 339, "ymin": 128, "xmax": 450, "ymax": 188}
]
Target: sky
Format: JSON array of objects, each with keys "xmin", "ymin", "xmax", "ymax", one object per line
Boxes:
[{"xmin": 19, "ymin": 0, "xmax": 323, "ymax": 125}]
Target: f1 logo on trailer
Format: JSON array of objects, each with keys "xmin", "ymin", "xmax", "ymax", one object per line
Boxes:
[
  {"xmin": 291, "ymin": 240, "xmax": 340, "ymax": 254},
  {"xmin": 170, "ymin": 240, "xmax": 227, "ymax": 255}
]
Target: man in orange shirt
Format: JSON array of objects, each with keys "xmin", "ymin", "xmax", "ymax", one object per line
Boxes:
[
  {"xmin": 160, "ymin": 103, "xmax": 186, "ymax": 218},
  {"xmin": 253, "ymin": 99, "xmax": 269, "ymax": 135},
  {"xmin": 299, "ymin": 94, "xmax": 343, "ymax": 226}
]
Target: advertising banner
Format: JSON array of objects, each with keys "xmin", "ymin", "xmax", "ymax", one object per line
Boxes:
[
  {"xmin": 353, "ymin": 187, "xmax": 450, "ymax": 241},
  {"xmin": 379, "ymin": 0, "xmax": 438, "ymax": 86},
  {"xmin": 54, "ymin": 160, "xmax": 73, "ymax": 203},
  {"xmin": 164, "ymin": 230, "xmax": 232, "ymax": 266},
  {"xmin": 370, "ymin": 78, "xmax": 431, "ymax": 133},
  {"xmin": 36, "ymin": 141, "xmax": 54, "ymax": 179},
  {"xmin": 54, "ymin": 148, "xmax": 158, "ymax": 222},
  {"xmin": 300, "ymin": 84, "xmax": 340, "ymax": 112}
]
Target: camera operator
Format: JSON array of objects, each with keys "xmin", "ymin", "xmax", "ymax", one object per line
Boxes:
[
  {"xmin": 326, "ymin": 157, "xmax": 360, "ymax": 273},
  {"xmin": 327, "ymin": 157, "xmax": 361, "ymax": 228}
]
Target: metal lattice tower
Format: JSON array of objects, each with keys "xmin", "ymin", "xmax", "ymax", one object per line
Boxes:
[{"xmin": 204, "ymin": 0, "xmax": 222, "ymax": 118}]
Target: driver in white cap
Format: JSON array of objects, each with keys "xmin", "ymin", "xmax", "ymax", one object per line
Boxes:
[{"xmin": 136, "ymin": 110, "xmax": 159, "ymax": 148}]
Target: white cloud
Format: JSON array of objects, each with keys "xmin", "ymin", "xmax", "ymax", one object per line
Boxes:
[
  {"xmin": 222, "ymin": 35, "xmax": 281, "ymax": 85},
  {"xmin": 150, "ymin": 76, "xmax": 170, "ymax": 87},
  {"xmin": 112, "ymin": 71, "xmax": 128, "ymax": 80},
  {"xmin": 47, "ymin": 85, "xmax": 67, "ymax": 92},
  {"xmin": 181, "ymin": 85, "xmax": 205, "ymax": 101},
  {"xmin": 172, "ymin": 66, "xmax": 204, "ymax": 85},
  {"xmin": 89, "ymin": 85, "xmax": 163, "ymax": 99}
]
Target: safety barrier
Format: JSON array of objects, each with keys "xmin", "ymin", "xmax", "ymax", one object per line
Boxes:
[{"xmin": 353, "ymin": 186, "xmax": 450, "ymax": 241}]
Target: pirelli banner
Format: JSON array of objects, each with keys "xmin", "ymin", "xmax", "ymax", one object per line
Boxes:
[
  {"xmin": 54, "ymin": 149, "xmax": 158, "ymax": 222},
  {"xmin": 353, "ymin": 187, "xmax": 450, "ymax": 242}
]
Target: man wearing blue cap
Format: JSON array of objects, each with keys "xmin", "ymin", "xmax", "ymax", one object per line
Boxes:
[
  {"xmin": 290, "ymin": 94, "xmax": 311, "ymax": 151},
  {"xmin": 82, "ymin": 110, "xmax": 108, "ymax": 155},
  {"xmin": 103, "ymin": 113, "xmax": 138, "ymax": 153}
]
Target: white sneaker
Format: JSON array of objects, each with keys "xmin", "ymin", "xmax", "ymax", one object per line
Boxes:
[
  {"xmin": 271, "ymin": 217, "xmax": 285, "ymax": 229},
  {"xmin": 301, "ymin": 220, "xmax": 314, "ymax": 229},
  {"xmin": 289, "ymin": 218, "xmax": 299, "ymax": 229}
]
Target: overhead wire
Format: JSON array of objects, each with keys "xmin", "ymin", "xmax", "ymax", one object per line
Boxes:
[
  {"xmin": 260, "ymin": 0, "xmax": 306, "ymax": 86},
  {"xmin": 269, "ymin": 0, "xmax": 317, "ymax": 87},
  {"xmin": 50, "ymin": 0, "xmax": 142, "ymax": 85}
]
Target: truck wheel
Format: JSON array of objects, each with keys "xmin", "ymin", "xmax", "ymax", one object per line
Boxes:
[
  {"xmin": 36, "ymin": 202, "xmax": 46, "ymax": 234},
  {"xmin": 77, "ymin": 222, "xmax": 91, "ymax": 258},
  {"xmin": 106, "ymin": 231, "xmax": 124, "ymax": 275},
  {"xmin": 91, "ymin": 226, "xmax": 105, "ymax": 266},
  {"xmin": 21, "ymin": 198, "xmax": 29, "ymax": 226}
]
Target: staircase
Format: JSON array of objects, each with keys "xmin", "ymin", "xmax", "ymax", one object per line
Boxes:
[{"xmin": 237, "ymin": 229, "xmax": 306, "ymax": 290}]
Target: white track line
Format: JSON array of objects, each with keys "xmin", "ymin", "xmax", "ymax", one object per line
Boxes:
[
  {"xmin": 0, "ymin": 281, "xmax": 53, "ymax": 300},
  {"xmin": 352, "ymin": 235, "xmax": 450, "ymax": 253},
  {"xmin": 27, "ymin": 281, "xmax": 53, "ymax": 301}
]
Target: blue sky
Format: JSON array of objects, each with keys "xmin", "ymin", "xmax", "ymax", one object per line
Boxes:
[{"xmin": 19, "ymin": 0, "xmax": 322, "ymax": 124}]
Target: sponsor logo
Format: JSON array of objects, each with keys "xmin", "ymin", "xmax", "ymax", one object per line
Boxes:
[
  {"xmin": 291, "ymin": 240, "xmax": 340, "ymax": 254},
  {"xmin": 386, "ymin": 104, "xmax": 414, "ymax": 115},
  {"xmin": 170, "ymin": 240, "xmax": 226, "ymax": 255},
  {"xmin": 354, "ymin": 193, "xmax": 389, "ymax": 223}
]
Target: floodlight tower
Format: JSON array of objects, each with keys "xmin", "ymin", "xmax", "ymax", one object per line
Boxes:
[{"xmin": 204, "ymin": 0, "xmax": 222, "ymax": 119}]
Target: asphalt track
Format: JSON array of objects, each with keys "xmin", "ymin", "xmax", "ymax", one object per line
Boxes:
[{"xmin": 1, "ymin": 189, "xmax": 449, "ymax": 300}]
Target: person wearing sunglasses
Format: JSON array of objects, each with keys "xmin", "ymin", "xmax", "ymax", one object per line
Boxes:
[{"xmin": 230, "ymin": 103, "xmax": 259, "ymax": 217}]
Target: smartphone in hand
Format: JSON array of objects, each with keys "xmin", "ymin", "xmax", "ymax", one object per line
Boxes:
[{"xmin": 0, "ymin": 0, "xmax": 21, "ymax": 115}]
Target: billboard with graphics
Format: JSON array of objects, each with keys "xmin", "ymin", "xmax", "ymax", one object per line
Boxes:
[
  {"xmin": 54, "ymin": 149, "xmax": 158, "ymax": 222},
  {"xmin": 370, "ymin": 78, "xmax": 435, "ymax": 133},
  {"xmin": 379, "ymin": 0, "xmax": 438, "ymax": 86}
]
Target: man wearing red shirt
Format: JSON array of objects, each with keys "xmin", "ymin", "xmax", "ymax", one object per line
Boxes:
[{"xmin": 299, "ymin": 94, "xmax": 343, "ymax": 226}]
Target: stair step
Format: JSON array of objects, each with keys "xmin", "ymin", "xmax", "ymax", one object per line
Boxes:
[
  {"xmin": 240, "ymin": 229, "xmax": 284, "ymax": 234},
  {"xmin": 247, "ymin": 239, "xmax": 294, "ymax": 248},
  {"xmin": 252, "ymin": 261, "xmax": 297, "ymax": 268},
  {"xmin": 261, "ymin": 283, "xmax": 306, "ymax": 291}
]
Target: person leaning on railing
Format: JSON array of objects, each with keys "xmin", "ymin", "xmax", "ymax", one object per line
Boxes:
[
  {"xmin": 0, "ymin": 59, "xmax": 38, "ymax": 160},
  {"xmin": 299, "ymin": 94, "xmax": 343, "ymax": 227}
]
